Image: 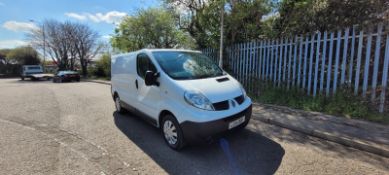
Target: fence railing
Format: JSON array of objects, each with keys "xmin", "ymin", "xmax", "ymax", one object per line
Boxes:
[
  {"xmin": 201, "ymin": 23, "xmax": 389, "ymax": 113},
  {"xmin": 202, "ymin": 48, "xmax": 219, "ymax": 63}
]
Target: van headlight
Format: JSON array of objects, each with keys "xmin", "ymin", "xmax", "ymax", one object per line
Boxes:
[
  {"xmin": 184, "ymin": 91, "xmax": 214, "ymax": 111},
  {"xmin": 240, "ymin": 85, "xmax": 247, "ymax": 99}
]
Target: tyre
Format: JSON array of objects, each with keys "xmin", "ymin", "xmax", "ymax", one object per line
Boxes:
[
  {"xmin": 114, "ymin": 95, "xmax": 126, "ymax": 114},
  {"xmin": 236, "ymin": 119, "xmax": 250, "ymax": 130},
  {"xmin": 21, "ymin": 76, "xmax": 24, "ymax": 80},
  {"xmin": 161, "ymin": 115, "xmax": 185, "ymax": 150}
]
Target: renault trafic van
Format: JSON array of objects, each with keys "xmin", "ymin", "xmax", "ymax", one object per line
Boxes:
[{"xmin": 111, "ymin": 49, "xmax": 252, "ymax": 150}]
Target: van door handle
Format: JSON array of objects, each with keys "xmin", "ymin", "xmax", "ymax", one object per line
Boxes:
[{"xmin": 135, "ymin": 79, "xmax": 138, "ymax": 89}]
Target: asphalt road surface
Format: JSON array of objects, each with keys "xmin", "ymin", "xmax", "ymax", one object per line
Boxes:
[{"xmin": 0, "ymin": 78, "xmax": 388, "ymax": 175}]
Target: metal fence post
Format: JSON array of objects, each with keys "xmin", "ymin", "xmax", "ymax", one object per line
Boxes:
[
  {"xmin": 371, "ymin": 23, "xmax": 383, "ymax": 100},
  {"xmin": 354, "ymin": 31, "xmax": 364, "ymax": 95},
  {"xmin": 333, "ymin": 30, "xmax": 342, "ymax": 94},
  {"xmin": 313, "ymin": 32, "xmax": 322, "ymax": 96},
  {"xmin": 340, "ymin": 28, "xmax": 350, "ymax": 85},
  {"xmin": 362, "ymin": 31, "xmax": 373, "ymax": 97},
  {"xmin": 292, "ymin": 36, "xmax": 298, "ymax": 87},
  {"xmin": 379, "ymin": 34, "xmax": 389, "ymax": 112},
  {"xmin": 320, "ymin": 31, "xmax": 328, "ymax": 93},
  {"xmin": 307, "ymin": 34, "xmax": 315, "ymax": 94},
  {"xmin": 326, "ymin": 32, "xmax": 335, "ymax": 96}
]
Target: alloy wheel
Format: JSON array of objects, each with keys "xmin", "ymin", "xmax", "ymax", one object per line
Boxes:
[{"xmin": 163, "ymin": 120, "xmax": 178, "ymax": 145}]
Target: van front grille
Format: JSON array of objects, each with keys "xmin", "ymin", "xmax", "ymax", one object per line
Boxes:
[{"xmin": 212, "ymin": 100, "xmax": 229, "ymax": 111}]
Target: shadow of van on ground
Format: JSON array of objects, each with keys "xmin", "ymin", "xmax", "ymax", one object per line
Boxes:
[{"xmin": 113, "ymin": 111, "xmax": 285, "ymax": 175}]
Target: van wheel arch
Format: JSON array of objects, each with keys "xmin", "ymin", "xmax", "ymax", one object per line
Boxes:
[
  {"xmin": 113, "ymin": 92, "xmax": 126, "ymax": 114},
  {"xmin": 159, "ymin": 111, "xmax": 185, "ymax": 150},
  {"xmin": 159, "ymin": 110, "xmax": 174, "ymax": 128},
  {"xmin": 113, "ymin": 91, "xmax": 119, "ymax": 100}
]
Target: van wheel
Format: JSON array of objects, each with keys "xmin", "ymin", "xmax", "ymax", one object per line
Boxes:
[
  {"xmin": 236, "ymin": 119, "xmax": 250, "ymax": 130},
  {"xmin": 161, "ymin": 115, "xmax": 185, "ymax": 150},
  {"xmin": 114, "ymin": 96, "xmax": 126, "ymax": 114}
]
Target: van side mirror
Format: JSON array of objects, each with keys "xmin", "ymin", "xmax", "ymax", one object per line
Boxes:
[{"xmin": 145, "ymin": 71, "xmax": 159, "ymax": 86}]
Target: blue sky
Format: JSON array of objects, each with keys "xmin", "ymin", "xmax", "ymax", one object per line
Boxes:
[{"xmin": 0, "ymin": 0, "xmax": 161, "ymax": 49}]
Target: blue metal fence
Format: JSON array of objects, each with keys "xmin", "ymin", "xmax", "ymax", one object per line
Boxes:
[{"xmin": 202, "ymin": 23, "xmax": 389, "ymax": 113}]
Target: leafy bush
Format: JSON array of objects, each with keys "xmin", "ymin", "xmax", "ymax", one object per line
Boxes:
[{"xmin": 89, "ymin": 54, "xmax": 111, "ymax": 79}]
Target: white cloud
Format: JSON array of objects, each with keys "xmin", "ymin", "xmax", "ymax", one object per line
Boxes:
[
  {"xmin": 65, "ymin": 12, "xmax": 87, "ymax": 21},
  {"xmin": 2, "ymin": 21, "xmax": 38, "ymax": 32},
  {"xmin": 0, "ymin": 40, "xmax": 28, "ymax": 49},
  {"xmin": 102, "ymin": 35, "xmax": 111, "ymax": 39},
  {"xmin": 65, "ymin": 11, "xmax": 127, "ymax": 24}
]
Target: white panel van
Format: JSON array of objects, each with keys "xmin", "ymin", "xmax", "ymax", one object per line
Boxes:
[
  {"xmin": 21, "ymin": 65, "xmax": 53, "ymax": 80},
  {"xmin": 111, "ymin": 49, "xmax": 252, "ymax": 150}
]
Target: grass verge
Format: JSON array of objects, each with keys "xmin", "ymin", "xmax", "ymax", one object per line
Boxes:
[{"xmin": 248, "ymin": 81, "xmax": 389, "ymax": 125}]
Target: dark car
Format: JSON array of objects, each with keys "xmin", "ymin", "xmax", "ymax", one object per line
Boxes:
[{"xmin": 52, "ymin": 71, "xmax": 80, "ymax": 83}]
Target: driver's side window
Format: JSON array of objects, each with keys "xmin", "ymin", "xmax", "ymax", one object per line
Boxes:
[{"xmin": 136, "ymin": 53, "xmax": 156, "ymax": 79}]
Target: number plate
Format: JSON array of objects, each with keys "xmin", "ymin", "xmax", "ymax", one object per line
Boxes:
[{"xmin": 228, "ymin": 116, "xmax": 245, "ymax": 130}]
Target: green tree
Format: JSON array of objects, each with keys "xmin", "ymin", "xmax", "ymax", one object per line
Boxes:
[
  {"xmin": 0, "ymin": 49, "xmax": 11, "ymax": 64},
  {"xmin": 93, "ymin": 54, "xmax": 111, "ymax": 78},
  {"xmin": 111, "ymin": 8, "xmax": 195, "ymax": 52},
  {"xmin": 273, "ymin": 0, "xmax": 389, "ymax": 36},
  {"xmin": 164, "ymin": 0, "xmax": 272, "ymax": 48},
  {"xmin": 6, "ymin": 46, "xmax": 40, "ymax": 65},
  {"xmin": 260, "ymin": 14, "xmax": 279, "ymax": 38},
  {"xmin": 225, "ymin": 0, "xmax": 273, "ymax": 42}
]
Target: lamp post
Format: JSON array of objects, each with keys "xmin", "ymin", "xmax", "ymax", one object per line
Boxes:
[
  {"xmin": 219, "ymin": 2, "xmax": 224, "ymax": 68},
  {"xmin": 43, "ymin": 24, "xmax": 45, "ymax": 71}
]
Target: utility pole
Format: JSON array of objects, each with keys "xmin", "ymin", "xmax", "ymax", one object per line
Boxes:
[
  {"xmin": 219, "ymin": 3, "xmax": 224, "ymax": 68},
  {"xmin": 42, "ymin": 23, "xmax": 46, "ymax": 72},
  {"xmin": 30, "ymin": 19, "xmax": 46, "ymax": 72}
]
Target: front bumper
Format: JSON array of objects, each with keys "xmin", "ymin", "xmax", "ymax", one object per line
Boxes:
[{"xmin": 180, "ymin": 104, "xmax": 252, "ymax": 143}]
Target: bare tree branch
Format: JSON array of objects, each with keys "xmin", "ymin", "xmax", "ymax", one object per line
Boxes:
[{"xmin": 27, "ymin": 20, "xmax": 100, "ymax": 75}]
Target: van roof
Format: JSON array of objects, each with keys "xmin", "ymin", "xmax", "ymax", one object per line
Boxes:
[{"xmin": 112, "ymin": 48, "xmax": 202, "ymax": 57}]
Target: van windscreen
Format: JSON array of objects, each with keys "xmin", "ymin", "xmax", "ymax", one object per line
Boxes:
[{"xmin": 153, "ymin": 51, "xmax": 224, "ymax": 80}]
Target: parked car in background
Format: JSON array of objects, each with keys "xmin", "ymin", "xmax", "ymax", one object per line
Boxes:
[
  {"xmin": 21, "ymin": 65, "xmax": 54, "ymax": 80},
  {"xmin": 52, "ymin": 71, "xmax": 80, "ymax": 83},
  {"xmin": 111, "ymin": 49, "xmax": 252, "ymax": 150}
]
